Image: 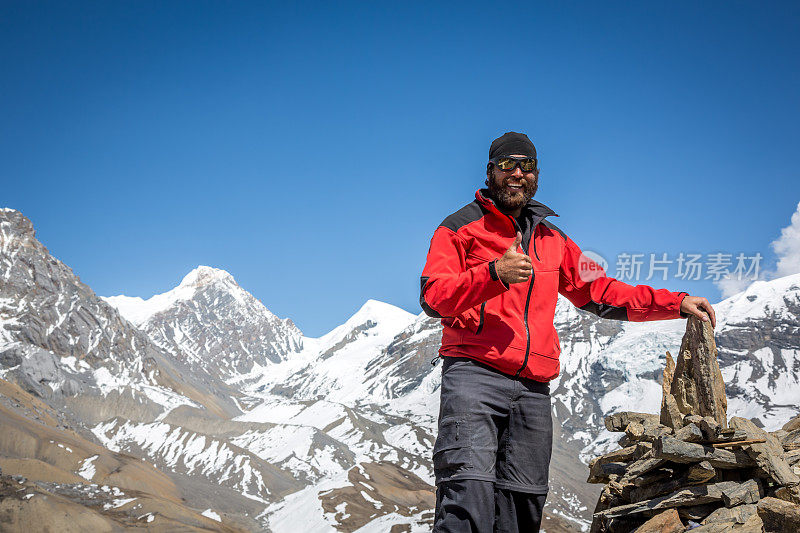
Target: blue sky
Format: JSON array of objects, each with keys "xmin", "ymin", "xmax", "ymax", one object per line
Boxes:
[{"xmin": 3, "ymin": 1, "xmax": 799, "ymax": 336}]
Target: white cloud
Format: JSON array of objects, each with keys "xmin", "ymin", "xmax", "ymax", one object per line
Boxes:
[
  {"xmin": 771, "ymin": 201, "xmax": 800, "ymax": 278},
  {"xmin": 714, "ymin": 201, "xmax": 800, "ymax": 298},
  {"xmin": 716, "ymin": 277, "xmax": 753, "ymax": 299}
]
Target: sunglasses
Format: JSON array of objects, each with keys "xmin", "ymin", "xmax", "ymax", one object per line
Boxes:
[{"xmin": 490, "ymin": 156, "xmax": 538, "ymax": 172}]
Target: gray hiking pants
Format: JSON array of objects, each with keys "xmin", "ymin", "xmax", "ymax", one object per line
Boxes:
[{"xmin": 433, "ymin": 356, "xmax": 553, "ymax": 532}]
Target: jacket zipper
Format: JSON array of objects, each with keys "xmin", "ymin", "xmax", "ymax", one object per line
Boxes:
[
  {"xmin": 505, "ymin": 214, "xmax": 536, "ymax": 378},
  {"xmin": 515, "ymin": 275, "xmax": 535, "ymax": 378},
  {"xmin": 475, "ymin": 302, "xmax": 486, "ymax": 334}
]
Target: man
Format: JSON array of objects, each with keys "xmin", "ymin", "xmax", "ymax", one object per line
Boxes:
[{"xmin": 419, "ymin": 132, "xmax": 716, "ymax": 532}]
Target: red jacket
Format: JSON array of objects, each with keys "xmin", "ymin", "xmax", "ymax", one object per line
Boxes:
[{"xmin": 420, "ymin": 190, "xmax": 688, "ymax": 382}]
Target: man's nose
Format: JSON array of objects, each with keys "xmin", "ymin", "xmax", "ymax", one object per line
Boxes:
[{"xmin": 511, "ymin": 166, "xmax": 524, "ymax": 177}]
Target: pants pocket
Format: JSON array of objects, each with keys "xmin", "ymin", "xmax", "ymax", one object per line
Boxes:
[
  {"xmin": 433, "ymin": 415, "xmax": 472, "ymax": 481},
  {"xmin": 498, "ymin": 393, "xmax": 553, "ymax": 491}
]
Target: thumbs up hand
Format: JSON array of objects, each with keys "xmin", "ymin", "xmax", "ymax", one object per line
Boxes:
[{"xmin": 495, "ymin": 232, "xmax": 533, "ymax": 284}]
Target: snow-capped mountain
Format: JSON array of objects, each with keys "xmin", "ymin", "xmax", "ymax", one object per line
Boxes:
[
  {"xmin": 0, "ymin": 208, "xmax": 239, "ymax": 423},
  {"xmin": 104, "ymin": 266, "xmax": 303, "ymax": 380},
  {"xmin": 236, "ymin": 299, "xmax": 417, "ymax": 403},
  {"xmin": 0, "ymin": 209, "xmax": 300, "ymax": 531},
  {"xmin": 1, "ymin": 206, "xmax": 799, "ymax": 532}
]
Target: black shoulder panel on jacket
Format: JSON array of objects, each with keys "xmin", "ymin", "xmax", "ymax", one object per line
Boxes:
[
  {"xmin": 541, "ymin": 219, "xmax": 567, "ymax": 241},
  {"xmin": 440, "ymin": 201, "xmax": 488, "ymax": 232},
  {"xmin": 579, "ymin": 301, "xmax": 629, "ymax": 321}
]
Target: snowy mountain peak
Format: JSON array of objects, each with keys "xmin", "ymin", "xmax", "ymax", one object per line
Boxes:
[
  {"xmin": 715, "ymin": 272, "xmax": 800, "ymax": 327},
  {"xmin": 178, "ymin": 265, "xmax": 236, "ymax": 289},
  {"xmin": 105, "ymin": 266, "xmax": 304, "ymax": 375},
  {"xmin": 242, "ymin": 299, "xmax": 419, "ymax": 405},
  {"xmin": 104, "ymin": 266, "xmax": 246, "ymax": 326},
  {"xmin": 351, "ymin": 299, "xmax": 415, "ymax": 326},
  {"xmin": 316, "ymin": 299, "xmax": 416, "ymax": 346}
]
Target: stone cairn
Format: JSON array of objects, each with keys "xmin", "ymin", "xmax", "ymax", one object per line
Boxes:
[{"xmin": 588, "ymin": 316, "xmax": 800, "ymax": 532}]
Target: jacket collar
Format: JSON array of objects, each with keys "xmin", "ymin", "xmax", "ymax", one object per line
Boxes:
[{"xmin": 476, "ymin": 189, "xmax": 558, "ymax": 220}]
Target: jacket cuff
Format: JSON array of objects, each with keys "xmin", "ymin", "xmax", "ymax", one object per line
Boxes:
[
  {"xmin": 678, "ymin": 292, "xmax": 689, "ymax": 318},
  {"xmin": 489, "ymin": 260, "xmax": 509, "ymax": 289}
]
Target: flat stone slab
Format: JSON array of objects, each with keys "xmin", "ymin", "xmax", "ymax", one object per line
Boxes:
[
  {"xmin": 605, "ymin": 412, "xmax": 660, "ymax": 432},
  {"xmin": 702, "ymin": 503, "xmax": 757, "ymax": 525},
  {"xmin": 687, "ymin": 461, "xmax": 716, "ymax": 483},
  {"xmin": 675, "ymin": 423, "xmax": 704, "ymax": 443},
  {"xmin": 595, "ymin": 480, "xmax": 744, "ymax": 519},
  {"xmin": 757, "ymin": 496, "xmax": 800, "ymax": 532},
  {"xmin": 689, "ymin": 513, "xmax": 763, "ymax": 532},
  {"xmin": 633, "ymin": 508, "xmax": 683, "ymax": 533},
  {"xmin": 721, "ymin": 478, "xmax": 762, "ymax": 507},
  {"xmin": 654, "ymin": 436, "xmax": 754, "ymax": 469}
]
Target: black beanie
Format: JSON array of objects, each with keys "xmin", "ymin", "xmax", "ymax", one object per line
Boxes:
[{"xmin": 489, "ymin": 132, "xmax": 537, "ymax": 160}]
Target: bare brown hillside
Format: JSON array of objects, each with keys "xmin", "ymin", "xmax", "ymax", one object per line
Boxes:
[{"xmin": 0, "ymin": 378, "xmax": 248, "ymax": 532}]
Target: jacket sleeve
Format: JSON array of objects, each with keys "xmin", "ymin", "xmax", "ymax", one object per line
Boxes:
[
  {"xmin": 558, "ymin": 234, "xmax": 688, "ymax": 322},
  {"xmin": 420, "ymin": 226, "xmax": 509, "ymax": 318}
]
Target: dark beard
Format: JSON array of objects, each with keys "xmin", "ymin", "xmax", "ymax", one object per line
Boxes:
[{"xmin": 487, "ymin": 170, "xmax": 538, "ymax": 211}]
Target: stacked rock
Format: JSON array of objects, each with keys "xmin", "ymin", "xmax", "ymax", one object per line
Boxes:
[{"xmin": 588, "ymin": 317, "xmax": 800, "ymax": 532}]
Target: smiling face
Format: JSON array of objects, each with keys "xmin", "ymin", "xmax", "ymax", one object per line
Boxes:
[{"xmin": 486, "ymin": 154, "xmax": 539, "ymax": 215}]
